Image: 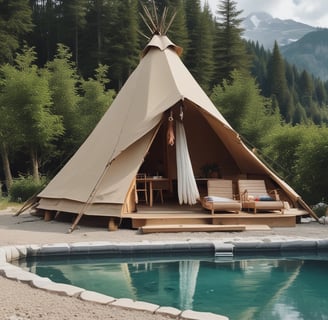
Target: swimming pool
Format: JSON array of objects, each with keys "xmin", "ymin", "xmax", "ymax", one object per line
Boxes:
[{"xmin": 19, "ymin": 251, "xmax": 328, "ymax": 320}]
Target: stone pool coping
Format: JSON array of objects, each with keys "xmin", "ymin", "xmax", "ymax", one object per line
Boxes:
[{"xmin": 1, "ymin": 238, "xmax": 328, "ymax": 320}]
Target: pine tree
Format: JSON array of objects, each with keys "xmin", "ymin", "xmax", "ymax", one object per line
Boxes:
[
  {"xmin": 298, "ymin": 70, "xmax": 313, "ymax": 109},
  {"xmin": 184, "ymin": 0, "xmax": 202, "ymax": 76},
  {"xmin": 0, "ymin": 0, "xmax": 33, "ymax": 64},
  {"xmin": 315, "ymin": 79, "xmax": 327, "ymax": 106},
  {"xmin": 247, "ymin": 41, "xmax": 269, "ymax": 95},
  {"xmin": 104, "ymin": 0, "xmax": 139, "ymax": 89},
  {"xmin": 60, "ymin": 0, "xmax": 88, "ymax": 67},
  {"xmin": 195, "ymin": 2, "xmax": 215, "ymax": 92},
  {"xmin": 78, "ymin": 0, "xmax": 113, "ymax": 77},
  {"xmin": 213, "ymin": 0, "xmax": 251, "ymax": 85},
  {"xmin": 267, "ymin": 41, "xmax": 290, "ymax": 119},
  {"xmin": 28, "ymin": 0, "xmax": 58, "ymax": 66},
  {"xmin": 293, "ymin": 103, "xmax": 308, "ymax": 124},
  {"xmin": 182, "ymin": 0, "xmax": 215, "ymax": 92}
]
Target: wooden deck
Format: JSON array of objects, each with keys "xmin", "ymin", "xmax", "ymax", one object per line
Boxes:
[{"xmin": 124, "ymin": 202, "xmax": 308, "ymax": 230}]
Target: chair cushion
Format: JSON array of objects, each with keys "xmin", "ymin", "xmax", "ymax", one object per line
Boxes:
[
  {"xmin": 204, "ymin": 196, "xmax": 237, "ymax": 203},
  {"xmin": 258, "ymin": 195, "xmax": 274, "ymax": 201},
  {"xmin": 247, "ymin": 194, "xmax": 274, "ymax": 201}
]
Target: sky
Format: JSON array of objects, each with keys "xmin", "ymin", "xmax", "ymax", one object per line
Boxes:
[{"xmin": 203, "ymin": 0, "xmax": 328, "ymax": 28}]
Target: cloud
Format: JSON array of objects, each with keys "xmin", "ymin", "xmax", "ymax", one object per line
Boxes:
[{"xmin": 203, "ymin": 0, "xmax": 328, "ymax": 27}]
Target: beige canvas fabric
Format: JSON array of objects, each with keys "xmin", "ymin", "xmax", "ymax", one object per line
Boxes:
[{"xmin": 37, "ymin": 35, "xmax": 311, "ymax": 218}]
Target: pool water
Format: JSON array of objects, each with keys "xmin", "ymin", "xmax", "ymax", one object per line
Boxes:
[{"xmin": 20, "ymin": 254, "xmax": 328, "ymax": 320}]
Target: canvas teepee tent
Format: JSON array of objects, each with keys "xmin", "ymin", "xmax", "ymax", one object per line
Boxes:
[{"xmin": 33, "ymin": 9, "xmax": 316, "ymax": 231}]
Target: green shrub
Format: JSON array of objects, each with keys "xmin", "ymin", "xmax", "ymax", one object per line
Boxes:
[
  {"xmin": 312, "ymin": 202, "xmax": 328, "ymax": 218},
  {"xmin": 9, "ymin": 176, "xmax": 46, "ymax": 202}
]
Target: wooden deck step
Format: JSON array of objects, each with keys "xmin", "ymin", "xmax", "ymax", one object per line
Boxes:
[
  {"xmin": 244, "ymin": 224, "xmax": 271, "ymax": 231},
  {"xmin": 140, "ymin": 224, "xmax": 247, "ymax": 233}
]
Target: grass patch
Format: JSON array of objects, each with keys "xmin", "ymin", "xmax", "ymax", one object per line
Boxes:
[{"xmin": 0, "ymin": 198, "xmax": 21, "ymax": 210}]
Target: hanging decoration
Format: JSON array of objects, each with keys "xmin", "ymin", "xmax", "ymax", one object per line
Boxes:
[{"xmin": 167, "ymin": 110, "xmax": 175, "ymax": 146}]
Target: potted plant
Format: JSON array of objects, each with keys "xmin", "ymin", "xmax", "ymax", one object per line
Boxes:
[{"xmin": 201, "ymin": 163, "xmax": 220, "ymax": 178}]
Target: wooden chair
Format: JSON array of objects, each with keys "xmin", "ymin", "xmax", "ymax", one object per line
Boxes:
[
  {"xmin": 201, "ymin": 179, "xmax": 241, "ymax": 214},
  {"xmin": 136, "ymin": 173, "xmax": 148, "ymax": 205},
  {"xmin": 151, "ymin": 178, "xmax": 170, "ymax": 205},
  {"xmin": 238, "ymin": 179, "xmax": 285, "ymax": 214},
  {"xmin": 152, "ymin": 183, "xmax": 164, "ymax": 204}
]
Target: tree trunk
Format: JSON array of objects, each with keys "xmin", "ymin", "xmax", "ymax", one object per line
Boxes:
[
  {"xmin": 0, "ymin": 141, "xmax": 13, "ymax": 191},
  {"xmin": 96, "ymin": 1, "xmax": 101, "ymax": 64},
  {"xmin": 30, "ymin": 147, "xmax": 40, "ymax": 183},
  {"xmin": 75, "ymin": 15, "xmax": 79, "ymax": 67}
]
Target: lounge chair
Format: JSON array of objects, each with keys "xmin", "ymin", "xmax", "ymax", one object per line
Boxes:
[
  {"xmin": 238, "ymin": 179, "xmax": 285, "ymax": 214},
  {"xmin": 202, "ymin": 179, "xmax": 241, "ymax": 214}
]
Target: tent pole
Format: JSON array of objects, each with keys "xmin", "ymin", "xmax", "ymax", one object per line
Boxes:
[
  {"xmin": 68, "ymin": 162, "xmax": 111, "ymax": 233},
  {"xmin": 68, "ymin": 199, "xmax": 94, "ymax": 233},
  {"xmin": 297, "ymin": 197, "xmax": 320, "ymax": 222},
  {"xmin": 14, "ymin": 195, "xmax": 38, "ymax": 216}
]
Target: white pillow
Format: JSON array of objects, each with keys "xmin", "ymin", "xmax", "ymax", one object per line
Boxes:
[{"xmin": 205, "ymin": 196, "xmax": 235, "ymax": 202}]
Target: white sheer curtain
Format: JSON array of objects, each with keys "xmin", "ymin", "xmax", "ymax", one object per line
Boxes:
[{"xmin": 176, "ymin": 120, "xmax": 200, "ymax": 205}]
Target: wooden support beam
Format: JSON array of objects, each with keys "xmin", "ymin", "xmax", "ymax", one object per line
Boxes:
[
  {"xmin": 108, "ymin": 218, "xmax": 119, "ymax": 231},
  {"xmin": 44, "ymin": 210, "xmax": 55, "ymax": 221}
]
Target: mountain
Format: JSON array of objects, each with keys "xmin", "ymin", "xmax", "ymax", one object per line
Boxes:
[
  {"xmin": 242, "ymin": 12, "xmax": 328, "ymax": 81},
  {"xmin": 242, "ymin": 12, "xmax": 316, "ymax": 49},
  {"xmin": 280, "ymin": 29, "xmax": 328, "ymax": 81}
]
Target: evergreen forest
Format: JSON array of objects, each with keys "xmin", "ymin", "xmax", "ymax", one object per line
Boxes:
[{"xmin": 1, "ymin": 0, "xmax": 328, "ymax": 207}]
